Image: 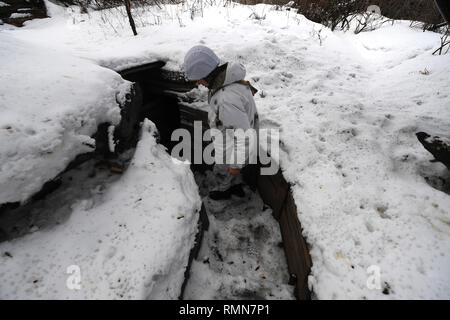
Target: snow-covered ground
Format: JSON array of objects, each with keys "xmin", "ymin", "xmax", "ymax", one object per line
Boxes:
[
  {"xmin": 0, "ymin": 1, "xmax": 449, "ymax": 299},
  {"xmin": 0, "ymin": 120, "xmax": 202, "ymax": 299}
]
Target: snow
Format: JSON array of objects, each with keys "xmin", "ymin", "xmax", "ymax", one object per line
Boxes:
[
  {"xmin": 283, "ymin": 24, "xmax": 450, "ymax": 300},
  {"xmin": 0, "ymin": 33, "xmax": 130, "ymax": 204},
  {"xmin": 0, "ymin": 1, "xmax": 9, "ymax": 8},
  {"xmin": 9, "ymin": 13, "xmax": 32, "ymax": 19},
  {"xmin": 108, "ymin": 125, "xmax": 116, "ymax": 153},
  {"xmin": 184, "ymin": 170, "xmax": 294, "ymax": 300},
  {"xmin": 0, "ymin": 0, "xmax": 449, "ymax": 299},
  {"xmin": 0, "ymin": 120, "xmax": 202, "ymax": 299}
]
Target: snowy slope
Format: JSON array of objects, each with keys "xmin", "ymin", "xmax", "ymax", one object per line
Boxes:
[
  {"xmin": 291, "ymin": 24, "xmax": 450, "ymax": 300},
  {"xmin": 0, "ymin": 120, "xmax": 201, "ymax": 299},
  {"xmin": 0, "ymin": 33, "xmax": 131, "ymax": 204},
  {"xmin": 0, "ymin": 1, "xmax": 449, "ymax": 299}
]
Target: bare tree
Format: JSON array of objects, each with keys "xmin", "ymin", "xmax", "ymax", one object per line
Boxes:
[
  {"xmin": 124, "ymin": 0, "xmax": 137, "ymax": 35},
  {"xmin": 433, "ymin": 26, "xmax": 450, "ymax": 55}
]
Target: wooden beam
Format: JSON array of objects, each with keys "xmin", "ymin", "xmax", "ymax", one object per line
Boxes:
[
  {"xmin": 256, "ymin": 167, "xmax": 312, "ymax": 300},
  {"xmin": 118, "ymin": 61, "xmax": 166, "ymax": 78},
  {"xmin": 257, "ymin": 169, "xmax": 289, "ymax": 220},
  {"xmin": 280, "ymin": 192, "xmax": 312, "ymax": 300}
]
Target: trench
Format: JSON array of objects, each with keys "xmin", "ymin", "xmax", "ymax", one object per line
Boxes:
[
  {"xmin": 119, "ymin": 62, "xmax": 312, "ymax": 300},
  {"xmin": 0, "ymin": 61, "xmax": 312, "ymax": 300}
]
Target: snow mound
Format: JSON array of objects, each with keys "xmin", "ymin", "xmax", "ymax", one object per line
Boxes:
[
  {"xmin": 0, "ymin": 34, "xmax": 131, "ymax": 204},
  {"xmin": 0, "ymin": 119, "xmax": 202, "ymax": 299}
]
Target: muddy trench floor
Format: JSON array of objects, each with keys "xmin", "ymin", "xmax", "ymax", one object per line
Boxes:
[{"xmin": 184, "ymin": 170, "xmax": 295, "ymax": 300}]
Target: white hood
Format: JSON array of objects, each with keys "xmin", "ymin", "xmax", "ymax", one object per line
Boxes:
[
  {"xmin": 208, "ymin": 61, "xmax": 258, "ymax": 169},
  {"xmin": 223, "ymin": 62, "xmax": 246, "ymax": 86}
]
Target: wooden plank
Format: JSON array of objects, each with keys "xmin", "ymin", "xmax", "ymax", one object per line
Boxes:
[
  {"xmin": 147, "ymin": 80, "xmax": 196, "ymax": 93},
  {"xmin": 279, "ymin": 210, "xmax": 307, "ymax": 299},
  {"xmin": 118, "ymin": 61, "xmax": 166, "ymax": 77},
  {"xmin": 257, "ymin": 170, "xmax": 289, "ymax": 220},
  {"xmin": 179, "ymin": 203, "xmax": 209, "ymax": 299},
  {"xmin": 179, "ymin": 108, "xmax": 207, "ymax": 120},
  {"xmin": 279, "ymin": 191, "xmax": 312, "ymax": 300},
  {"xmin": 179, "ymin": 106, "xmax": 209, "ymax": 134},
  {"xmin": 285, "ymin": 192, "xmax": 312, "ymax": 269}
]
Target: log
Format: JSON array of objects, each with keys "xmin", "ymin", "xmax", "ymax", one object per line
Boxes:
[
  {"xmin": 118, "ymin": 61, "xmax": 166, "ymax": 78},
  {"xmin": 279, "ymin": 192, "xmax": 312, "ymax": 300},
  {"xmin": 417, "ymin": 132, "xmax": 450, "ymax": 170}
]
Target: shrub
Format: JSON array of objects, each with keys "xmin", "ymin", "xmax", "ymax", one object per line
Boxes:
[{"xmin": 292, "ymin": 0, "xmax": 445, "ymax": 32}]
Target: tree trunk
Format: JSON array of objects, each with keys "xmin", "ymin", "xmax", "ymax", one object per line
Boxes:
[{"xmin": 124, "ymin": 0, "xmax": 137, "ymax": 36}]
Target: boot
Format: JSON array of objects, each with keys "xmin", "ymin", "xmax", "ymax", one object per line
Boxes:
[
  {"xmin": 229, "ymin": 184, "xmax": 245, "ymax": 198},
  {"xmin": 209, "ymin": 184, "xmax": 245, "ymax": 200},
  {"xmin": 209, "ymin": 189, "xmax": 231, "ymax": 200}
]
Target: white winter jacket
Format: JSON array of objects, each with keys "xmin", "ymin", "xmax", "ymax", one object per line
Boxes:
[{"xmin": 208, "ymin": 62, "xmax": 258, "ymax": 169}]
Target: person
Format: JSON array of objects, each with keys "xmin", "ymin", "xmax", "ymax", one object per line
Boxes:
[{"xmin": 184, "ymin": 45, "xmax": 259, "ymax": 200}]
